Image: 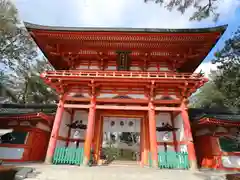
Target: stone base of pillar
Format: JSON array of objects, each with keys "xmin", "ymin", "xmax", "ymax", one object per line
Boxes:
[
  {"xmin": 45, "ymin": 156, "xmax": 53, "ymax": 164},
  {"xmin": 97, "ymin": 160, "xmax": 103, "ymax": 166},
  {"xmin": 151, "ymin": 160, "xmax": 158, "ymax": 168},
  {"xmin": 189, "ymin": 160, "xmax": 198, "ymax": 170},
  {"xmin": 83, "ymin": 156, "xmax": 89, "ymax": 166}
]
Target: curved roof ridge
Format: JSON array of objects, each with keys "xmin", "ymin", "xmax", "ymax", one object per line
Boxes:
[{"xmin": 24, "ymin": 21, "xmax": 227, "ymax": 34}]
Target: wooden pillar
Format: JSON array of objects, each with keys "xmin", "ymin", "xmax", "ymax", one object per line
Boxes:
[
  {"xmin": 83, "ymin": 96, "xmax": 96, "ymax": 165},
  {"xmin": 97, "ymin": 116, "xmax": 104, "ymax": 164},
  {"xmin": 66, "ymin": 109, "xmax": 74, "ymax": 147},
  {"xmin": 143, "ymin": 115, "xmax": 149, "ymax": 166},
  {"xmin": 148, "ymin": 101, "xmax": 158, "ymax": 167},
  {"xmin": 45, "ymin": 98, "xmax": 65, "ymax": 164},
  {"xmin": 93, "ymin": 112, "xmax": 102, "ymax": 162},
  {"xmin": 181, "ymin": 101, "xmax": 197, "ymax": 170},
  {"xmin": 140, "ymin": 118, "xmax": 144, "ymax": 166},
  {"xmin": 170, "ymin": 112, "xmax": 178, "ymax": 152}
]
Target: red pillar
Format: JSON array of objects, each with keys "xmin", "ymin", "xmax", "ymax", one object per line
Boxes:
[
  {"xmin": 93, "ymin": 112, "xmax": 101, "ymax": 162},
  {"xmin": 45, "ymin": 98, "xmax": 65, "ymax": 164},
  {"xmin": 143, "ymin": 116, "xmax": 149, "ymax": 166},
  {"xmin": 140, "ymin": 118, "xmax": 144, "ymax": 166},
  {"xmin": 170, "ymin": 112, "xmax": 178, "ymax": 152},
  {"xmin": 83, "ymin": 96, "xmax": 96, "ymax": 165},
  {"xmin": 181, "ymin": 101, "xmax": 197, "ymax": 170},
  {"xmin": 148, "ymin": 101, "xmax": 158, "ymax": 167},
  {"xmin": 66, "ymin": 109, "xmax": 74, "ymax": 147}
]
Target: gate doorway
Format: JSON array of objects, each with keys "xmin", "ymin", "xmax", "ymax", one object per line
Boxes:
[{"xmin": 100, "ymin": 115, "xmax": 142, "ymax": 165}]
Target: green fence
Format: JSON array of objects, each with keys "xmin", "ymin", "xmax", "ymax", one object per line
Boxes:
[
  {"xmin": 148, "ymin": 151, "xmax": 189, "ymax": 169},
  {"xmin": 158, "ymin": 151, "xmax": 189, "ymax": 169},
  {"xmin": 53, "ymin": 147, "xmax": 84, "ymax": 165}
]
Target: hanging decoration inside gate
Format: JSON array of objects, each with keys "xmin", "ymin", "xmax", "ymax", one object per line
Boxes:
[
  {"xmin": 103, "ymin": 117, "xmax": 141, "ymax": 132},
  {"xmin": 156, "ymin": 122, "xmax": 178, "ymax": 132},
  {"xmin": 66, "ymin": 120, "xmax": 87, "ymax": 130}
]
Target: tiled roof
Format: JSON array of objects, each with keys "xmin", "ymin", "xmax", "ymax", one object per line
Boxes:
[
  {"xmin": 0, "ymin": 104, "xmax": 56, "ymax": 116},
  {"xmin": 193, "ymin": 113, "xmax": 240, "ymax": 122},
  {"xmin": 188, "ymin": 108, "xmax": 240, "ymax": 122}
]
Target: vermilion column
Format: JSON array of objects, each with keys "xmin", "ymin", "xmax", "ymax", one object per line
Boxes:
[
  {"xmin": 93, "ymin": 113, "xmax": 101, "ymax": 161},
  {"xmin": 83, "ymin": 96, "xmax": 96, "ymax": 165},
  {"xmin": 140, "ymin": 118, "xmax": 144, "ymax": 166},
  {"xmin": 143, "ymin": 116, "xmax": 149, "ymax": 166},
  {"xmin": 170, "ymin": 112, "xmax": 178, "ymax": 152},
  {"xmin": 148, "ymin": 102, "xmax": 158, "ymax": 167},
  {"xmin": 181, "ymin": 101, "xmax": 197, "ymax": 170},
  {"xmin": 45, "ymin": 98, "xmax": 65, "ymax": 164}
]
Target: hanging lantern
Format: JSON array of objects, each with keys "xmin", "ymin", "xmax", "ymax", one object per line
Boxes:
[
  {"xmin": 110, "ymin": 121, "xmax": 115, "ymax": 127},
  {"xmin": 120, "ymin": 121, "xmax": 124, "ymax": 126},
  {"xmin": 128, "ymin": 121, "xmax": 134, "ymax": 127}
]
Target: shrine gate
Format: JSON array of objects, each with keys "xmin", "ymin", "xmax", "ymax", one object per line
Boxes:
[{"xmin": 25, "ymin": 22, "xmax": 227, "ymax": 169}]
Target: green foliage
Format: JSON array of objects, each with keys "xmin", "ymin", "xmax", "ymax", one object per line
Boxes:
[
  {"xmin": 0, "ymin": 0, "xmax": 57, "ymax": 104},
  {"xmin": 212, "ymin": 28, "xmax": 240, "ymax": 112},
  {"xmin": 189, "ymin": 78, "xmax": 226, "ymax": 109},
  {"xmin": 190, "ymin": 28, "xmax": 240, "ymax": 112},
  {"xmin": 144, "ymin": 0, "xmax": 220, "ymax": 21},
  {"xmin": 0, "ymin": 71, "xmax": 19, "ymax": 102},
  {"xmin": 0, "ymin": 0, "xmax": 37, "ymax": 68}
]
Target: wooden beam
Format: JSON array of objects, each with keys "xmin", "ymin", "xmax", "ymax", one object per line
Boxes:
[
  {"xmin": 155, "ymin": 107, "xmax": 181, "ymax": 111},
  {"xmin": 97, "ymin": 105, "xmax": 148, "ymax": 110},
  {"xmin": 64, "ymin": 104, "xmax": 90, "ymax": 109},
  {"xmin": 65, "ymin": 96, "xmax": 181, "ymax": 104},
  {"xmin": 63, "ymin": 103, "xmax": 181, "ymax": 111}
]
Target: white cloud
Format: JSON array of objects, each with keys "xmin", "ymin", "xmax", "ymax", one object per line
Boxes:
[
  {"xmin": 75, "ymin": 0, "xmax": 129, "ymax": 27},
  {"xmin": 217, "ymin": 0, "xmax": 240, "ymax": 20},
  {"xmin": 194, "ymin": 61, "xmax": 218, "ymax": 78},
  {"xmin": 14, "ymin": 0, "xmax": 239, "ymax": 28}
]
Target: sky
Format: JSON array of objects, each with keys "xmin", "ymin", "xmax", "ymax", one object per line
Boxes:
[{"xmin": 12, "ymin": 0, "xmax": 240, "ymax": 76}]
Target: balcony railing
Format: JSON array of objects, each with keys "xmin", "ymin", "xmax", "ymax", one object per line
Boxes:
[{"xmin": 41, "ymin": 70, "xmax": 206, "ymax": 80}]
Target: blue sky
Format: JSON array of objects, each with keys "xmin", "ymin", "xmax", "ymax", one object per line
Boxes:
[{"xmin": 13, "ymin": 0, "xmax": 240, "ymax": 75}]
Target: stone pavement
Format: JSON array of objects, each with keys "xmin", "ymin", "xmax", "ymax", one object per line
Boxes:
[{"xmin": 21, "ymin": 164, "xmax": 227, "ymax": 180}]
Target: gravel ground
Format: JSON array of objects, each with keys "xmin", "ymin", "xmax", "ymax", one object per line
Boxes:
[{"xmin": 16, "ymin": 164, "xmax": 227, "ymax": 180}]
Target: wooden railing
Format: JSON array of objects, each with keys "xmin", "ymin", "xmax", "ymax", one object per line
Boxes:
[{"xmin": 41, "ymin": 70, "xmax": 205, "ymax": 80}]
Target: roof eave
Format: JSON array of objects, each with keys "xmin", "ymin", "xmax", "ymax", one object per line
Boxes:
[{"xmin": 24, "ymin": 22, "xmax": 228, "ymax": 34}]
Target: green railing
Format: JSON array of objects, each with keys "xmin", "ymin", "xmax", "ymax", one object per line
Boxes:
[
  {"xmin": 158, "ymin": 151, "xmax": 189, "ymax": 169},
  {"xmin": 53, "ymin": 147, "xmax": 84, "ymax": 165},
  {"xmin": 148, "ymin": 151, "xmax": 189, "ymax": 169}
]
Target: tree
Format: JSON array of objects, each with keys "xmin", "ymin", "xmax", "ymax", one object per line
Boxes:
[
  {"xmin": 14, "ymin": 58, "xmax": 57, "ymax": 104},
  {"xmin": 144, "ymin": 0, "xmax": 220, "ymax": 21},
  {"xmin": 0, "ymin": 0, "xmax": 37, "ymax": 68},
  {"xmin": 0, "ymin": 71, "xmax": 19, "ymax": 103},
  {"xmin": 190, "ymin": 28, "xmax": 240, "ymax": 112},
  {"xmin": 212, "ymin": 28, "xmax": 240, "ymax": 112},
  {"xmin": 0, "ymin": 0, "xmax": 57, "ymax": 104},
  {"xmin": 189, "ymin": 75, "xmax": 226, "ymax": 109}
]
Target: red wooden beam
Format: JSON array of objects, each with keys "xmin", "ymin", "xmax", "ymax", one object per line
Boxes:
[
  {"xmin": 63, "ymin": 103, "xmax": 181, "ymax": 111},
  {"xmin": 49, "ymin": 44, "xmax": 207, "ymax": 55},
  {"xmin": 37, "ymin": 112, "xmax": 55, "ymax": 126},
  {"xmin": 32, "ymin": 28, "xmax": 221, "ymax": 39},
  {"xmin": 65, "ymin": 96, "xmax": 181, "ymax": 104}
]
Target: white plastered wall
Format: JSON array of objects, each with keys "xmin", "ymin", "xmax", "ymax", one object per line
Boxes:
[
  {"xmin": 68, "ymin": 110, "xmax": 89, "ymax": 148},
  {"xmin": 156, "ymin": 112, "xmax": 175, "ymax": 152},
  {"xmin": 56, "ymin": 109, "xmax": 71, "ymax": 148},
  {"xmin": 0, "ymin": 147, "xmax": 24, "ymax": 160},
  {"xmin": 222, "ymin": 156, "xmax": 240, "ymax": 168},
  {"xmin": 174, "ymin": 114, "xmax": 187, "ymax": 152}
]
